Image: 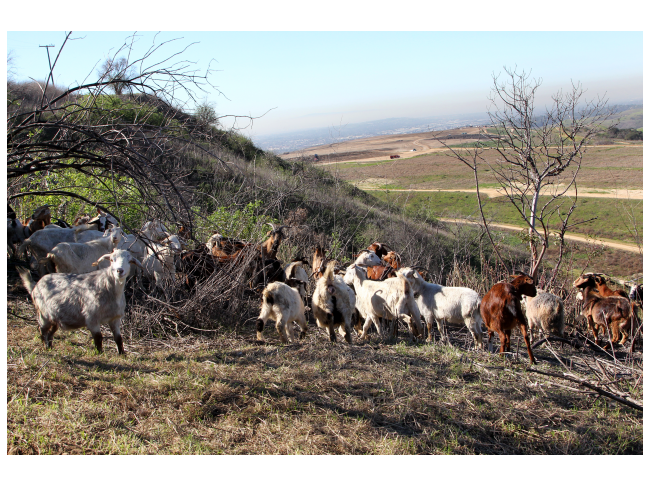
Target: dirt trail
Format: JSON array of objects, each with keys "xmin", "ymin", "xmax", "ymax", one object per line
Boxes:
[
  {"xmin": 317, "ymin": 143, "xmax": 634, "ymax": 165},
  {"xmin": 438, "ymin": 218, "xmax": 642, "ymax": 253},
  {"xmin": 355, "ymin": 187, "xmax": 644, "ymax": 200}
]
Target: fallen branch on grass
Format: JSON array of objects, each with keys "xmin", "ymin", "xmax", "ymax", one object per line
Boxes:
[
  {"xmin": 531, "ymin": 335, "xmax": 582, "ymax": 349},
  {"xmin": 525, "ymin": 368, "xmax": 642, "ymax": 411},
  {"xmin": 473, "ymin": 362, "xmax": 642, "ymax": 411}
]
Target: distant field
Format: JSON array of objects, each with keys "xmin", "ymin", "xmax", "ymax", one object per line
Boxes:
[
  {"xmin": 370, "ymin": 190, "xmax": 643, "ymax": 245},
  {"xmin": 327, "ymin": 145, "xmax": 643, "ymax": 191}
]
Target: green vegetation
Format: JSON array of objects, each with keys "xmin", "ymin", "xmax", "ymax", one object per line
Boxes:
[
  {"xmin": 369, "ymin": 190, "xmax": 643, "ymax": 244},
  {"xmin": 15, "ymin": 168, "xmax": 147, "ymax": 229}
]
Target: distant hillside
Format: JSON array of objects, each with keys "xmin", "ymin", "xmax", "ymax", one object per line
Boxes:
[
  {"xmin": 254, "ymin": 113, "xmax": 491, "ymax": 153},
  {"xmin": 608, "ymin": 104, "xmax": 643, "ymax": 130}
]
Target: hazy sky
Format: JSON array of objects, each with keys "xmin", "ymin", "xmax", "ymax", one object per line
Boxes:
[{"xmin": 7, "ymin": 31, "xmax": 643, "ymax": 137}]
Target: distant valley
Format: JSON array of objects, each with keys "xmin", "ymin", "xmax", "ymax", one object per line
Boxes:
[{"xmin": 253, "ymin": 113, "xmax": 491, "ymax": 153}]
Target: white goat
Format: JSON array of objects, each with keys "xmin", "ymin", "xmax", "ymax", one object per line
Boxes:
[
  {"xmin": 18, "ymin": 224, "xmax": 105, "ymax": 276},
  {"xmin": 141, "ymin": 220, "xmax": 171, "ymax": 242},
  {"xmin": 523, "ymin": 291, "xmax": 565, "ymax": 341},
  {"xmin": 312, "ymin": 261, "xmax": 356, "ymax": 343},
  {"xmin": 118, "ymin": 233, "xmax": 146, "ymax": 263},
  {"xmin": 397, "ymin": 267, "xmax": 483, "ymax": 349},
  {"xmin": 40, "ymin": 227, "xmax": 124, "ymax": 274},
  {"xmin": 17, "ymin": 249, "xmax": 143, "ymax": 354},
  {"xmin": 347, "ymin": 264, "xmax": 422, "ymax": 341},
  {"xmin": 256, "ymin": 281, "xmax": 308, "ymax": 343},
  {"xmin": 142, "ymin": 235, "xmax": 182, "ymax": 289}
]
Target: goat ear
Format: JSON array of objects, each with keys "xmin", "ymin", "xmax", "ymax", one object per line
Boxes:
[
  {"xmin": 130, "ymin": 257, "xmax": 145, "ymax": 270},
  {"xmin": 92, "ymin": 253, "xmax": 112, "ymax": 266}
]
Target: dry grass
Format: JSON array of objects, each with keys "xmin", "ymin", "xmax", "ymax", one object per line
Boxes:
[{"xmin": 7, "ymin": 291, "xmax": 642, "ymax": 455}]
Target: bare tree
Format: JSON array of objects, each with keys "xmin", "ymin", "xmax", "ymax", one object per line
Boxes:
[
  {"xmin": 97, "ymin": 57, "xmax": 137, "ymax": 95},
  {"xmin": 444, "ymin": 67, "xmax": 614, "ymax": 282}
]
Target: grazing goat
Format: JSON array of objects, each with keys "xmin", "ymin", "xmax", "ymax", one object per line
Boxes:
[
  {"xmin": 312, "ymin": 261, "xmax": 355, "ymax": 343},
  {"xmin": 23, "ymin": 205, "xmax": 52, "ymax": 234},
  {"xmin": 481, "ymin": 272, "xmax": 537, "ymax": 364},
  {"xmin": 73, "ymin": 209, "xmax": 118, "ymax": 232},
  {"xmin": 206, "ymin": 233, "xmax": 251, "ymax": 259},
  {"xmin": 573, "ymin": 275, "xmax": 633, "ymax": 346},
  {"xmin": 40, "ymin": 227, "xmax": 124, "ymax": 274},
  {"xmin": 523, "ymin": 292, "xmax": 565, "ymax": 341},
  {"xmin": 589, "ymin": 274, "xmax": 629, "ymax": 299},
  {"xmin": 398, "ymin": 267, "xmax": 483, "ymax": 349},
  {"xmin": 259, "ymin": 224, "xmax": 287, "ymax": 260},
  {"xmin": 256, "ymin": 281, "xmax": 308, "ymax": 343},
  {"xmin": 347, "ymin": 264, "xmax": 422, "ymax": 341},
  {"xmin": 17, "ymin": 249, "xmax": 143, "ymax": 354}
]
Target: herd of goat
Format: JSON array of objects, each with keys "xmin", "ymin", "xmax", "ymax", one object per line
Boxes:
[{"xmin": 7, "ymin": 204, "xmax": 643, "ymax": 364}]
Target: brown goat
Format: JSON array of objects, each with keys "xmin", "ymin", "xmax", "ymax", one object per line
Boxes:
[
  {"xmin": 312, "ymin": 245, "xmax": 327, "ymax": 279},
  {"xmin": 23, "ymin": 205, "xmax": 52, "ymax": 234},
  {"xmin": 591, "ymin": 274, "xmax": 629, "ymax": 299},
  {"xmin": 382, "ymin": 251, "xmax": 402, "ymax": 269},
  {"xmin": 259, "ymin": 224, "xmax": 287, "ymax": 260},
  {"xmin": 573, "ymin": 275, "xmax": 633, "ymax": 346},
  {"xmin": 481, "ymin": 272, "xmax": 537, "ymax": 364},
  {"xmin": 366, "ymin": 265, "xmax": 397, "ymax": 280}
]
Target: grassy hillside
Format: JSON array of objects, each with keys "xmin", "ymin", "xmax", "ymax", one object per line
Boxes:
[{"xmin": 326, "ymin": 144, "xmax": 643, "ymax": 191}]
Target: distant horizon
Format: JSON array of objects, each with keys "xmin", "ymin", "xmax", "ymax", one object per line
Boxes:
[{"xmin": 252, "ymin": 101, "xmax": 643, "ymax": 152}]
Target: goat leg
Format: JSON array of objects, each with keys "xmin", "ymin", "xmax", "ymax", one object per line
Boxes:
[
  {"xmin": 256, "ymin": 318, "xmax": 265, "ymax": 341},
  {"xmin": 108, "ymin": 318, "xmax": 125, "ymax": 355},
  {"xmin": 275, "ymin": 319, "xmax": 289, "ymax": 344},
  {"xmin": 91, "ymin": 330, "xmax": 104, "ymax": 353},
  {"xmin": 519, "ymin": 322, "xmax": 536, "ymax": 365}
]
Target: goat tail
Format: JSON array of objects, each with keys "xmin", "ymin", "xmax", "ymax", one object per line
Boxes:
[
  {"xmin": 323, "ymin": 260, "xmax": 337, "ymax": 283},
  {"xmin": 16, "ymin": 267, "xmax": 36, "ymax": 296},
  {"xmin": 262, "ymin": 287, "xmax": 275, "ymax": 306}
]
